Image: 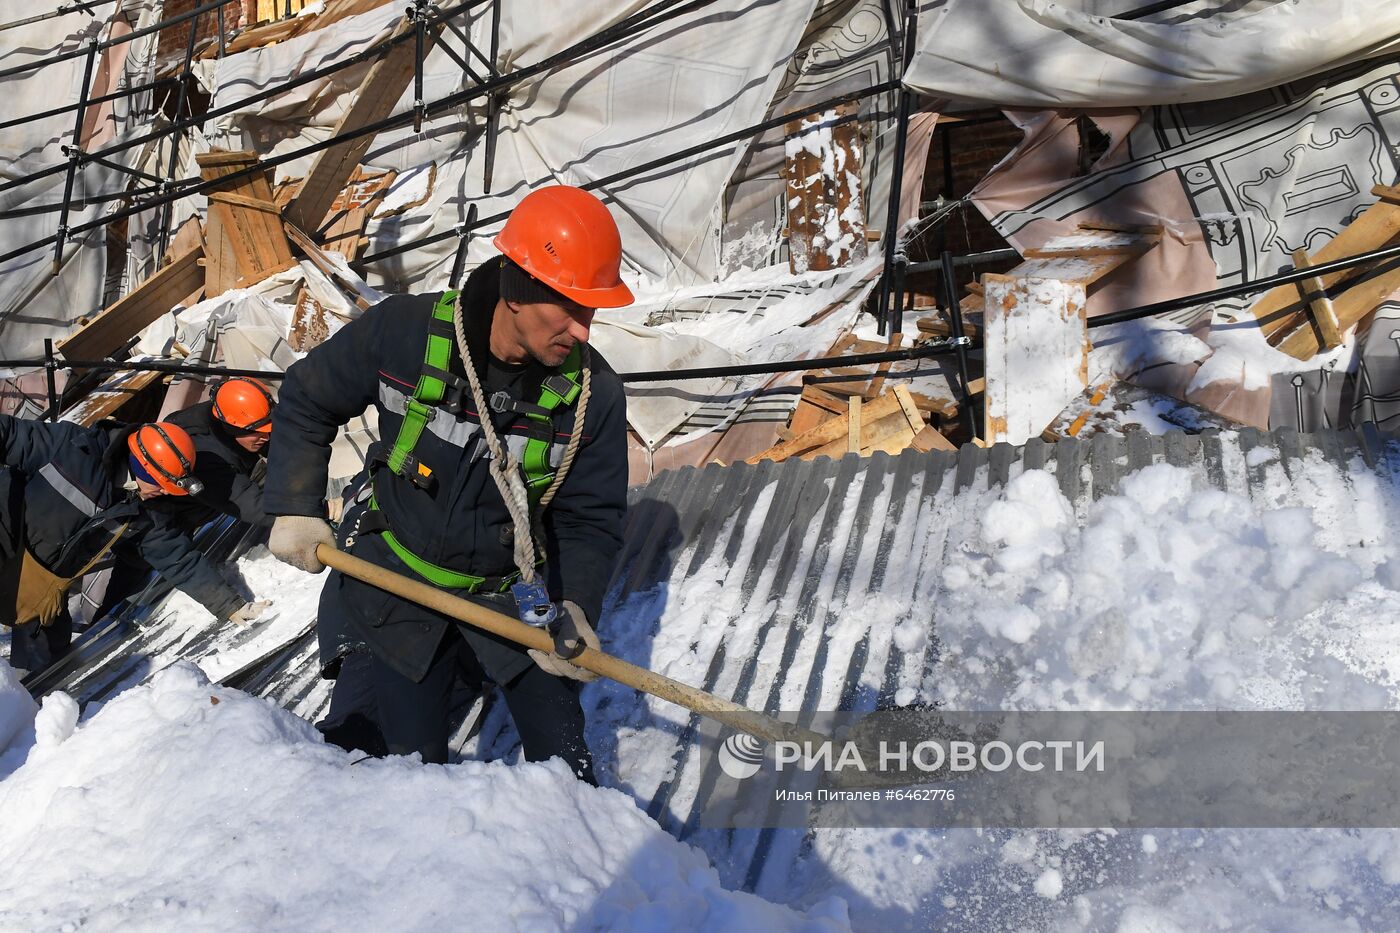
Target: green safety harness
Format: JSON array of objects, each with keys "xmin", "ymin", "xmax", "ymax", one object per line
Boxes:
[{"xmin": 367, "ymin": 290, "xmax": 584, "ymax": 591}]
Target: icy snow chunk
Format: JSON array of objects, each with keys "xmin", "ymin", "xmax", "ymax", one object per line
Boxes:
[
  {"xmin": 0, "ymin": 658, "xmax": 37, "ymax": 755},
  {"xmin": 33, "ymin": 693, "xmax": 78, "ymax": 748},
  {"xmin": 1034, "ymin": 867, "xmax": 1064, "ymax": 899}
]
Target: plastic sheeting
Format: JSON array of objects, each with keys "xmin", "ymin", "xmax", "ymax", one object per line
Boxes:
[
  {"xmin": 978, "ymin": 55, "xmax": 1400, "ymax": 429},
  {"xmin": 904, "ymin": 0, "xmax": 1400, "ymax": 108}
]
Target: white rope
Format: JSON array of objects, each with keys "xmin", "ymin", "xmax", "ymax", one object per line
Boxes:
[{"xmin": 452, "ymin": 292, "xmax": 591, "ymax": 583}]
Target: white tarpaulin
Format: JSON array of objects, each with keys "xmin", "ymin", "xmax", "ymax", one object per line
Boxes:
[{"xmin": 904, "ymin": 0, "xmax": 1400, "ymax": 108}]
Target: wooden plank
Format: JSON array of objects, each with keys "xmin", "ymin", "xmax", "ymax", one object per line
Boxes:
[
  {"xmin": 1290, "ymin": 248, "xmax": 1343, "ymax": 351},
  {"xmin": 204, "ymin": 207, "xmax": 241, "ymax": 296},
  {"xmin": 207, "ymin": 191, "xmax": 280, "ymax": 213},
  {"xmin": 893, "ymin": 385, "xmax": 924, "ymax": 434},
  {"xmin": 789, "ymin": 384, "xmax": 846, "ymax": 434},
  {"xmin": 284, "ymin": 12, "xmax": 442, "ymax": 237},
  {"xmin": 911, "ymin": 425, "xmax": 956, "ymax": 452},
  {"xmin": 57, "ymin": 242, "xmax": 204, "ymax": 361},
  {"xmin": 1253, "ymin": 188, "xmax": 1400, "ymax": 339},
  {"xmin": 60, "ymin": 369, "xmax": 163, "ymax": 426},
  {"xmin": 847, "ymin": 396, "xmax": 861, "ymax": 454},
  {"xmin": 197, "ymin": 150, "xmax": 294, "ymax": 283}
]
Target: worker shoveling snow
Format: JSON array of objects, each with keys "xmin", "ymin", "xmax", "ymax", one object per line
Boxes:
[{"xmin": 4, "ymin": 441, "xmax": 1400, "ymax": 930}]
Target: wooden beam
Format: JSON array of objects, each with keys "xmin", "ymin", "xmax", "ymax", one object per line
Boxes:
[
  {"xmin": 57, "ymin": 241, "xmax": 204, "ymax": 361},
  {"xmin": 1289, "ymin": 248, "xmax": 1343, "ymax": 351},
  {"xmin": 1274, "ymin": 257, "xmax": 1400, "ymax": 360},
  {"xmin": 283, "ymin": 12, "xmax": 441, "ymax": 236}
]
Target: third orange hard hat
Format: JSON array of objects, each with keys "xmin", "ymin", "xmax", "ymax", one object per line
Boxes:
[
  {"xmin": 212, "ymin": 377, "xmax": 275, "ymax": 435},
  {"xmin": 493, "ymin": 185, "xmax": 634, "ymax": 309},
  {"xmin": 128, "ymin": 423, "xmax": 202, "ymax": 497}
]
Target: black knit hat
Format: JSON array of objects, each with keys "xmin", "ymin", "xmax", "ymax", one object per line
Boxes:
[{"xmin": 498, "ymin": 257, "xmax": 574, "ymax": 306}]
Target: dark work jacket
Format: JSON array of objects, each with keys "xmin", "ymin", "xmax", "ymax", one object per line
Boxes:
[
  {"xmin": 264, "ymin": 259, "xmax": 629, "ymax": 683},
  {"xmin": 167, "ymin": 401, "xmax": 271, "ymax": 528},
  {"xmin": 0, "ymin": 414, "xmax": 245, "ymax": 621}
]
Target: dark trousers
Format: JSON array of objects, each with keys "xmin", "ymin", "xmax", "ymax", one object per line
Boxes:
[
  {"xmin": 9, "ymin": 613, "xmax": 72, "ymax": 675},
  {"xmin": 369, "ymin": 623, "xmax": 595, "ymax": 783}
]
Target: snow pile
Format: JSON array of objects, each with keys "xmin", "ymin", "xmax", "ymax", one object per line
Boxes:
[
  {"xmin": 932, "ymin": 461, "xmax": 1394, "ymax": 709},
  {"xmin": 0, "ymin": 663, "xmax": 846, "ymax": 932}
]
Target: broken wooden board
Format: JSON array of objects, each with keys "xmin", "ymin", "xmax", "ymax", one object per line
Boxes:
[
  {"xmin": 57, "ymin": 241, "xmax": 204, "ymax": 361},
  {"xmin": 59, "ymin": 369, "xmax": 164, "ymax": 426},
  {"xmin": 283, "ymin": 221, "xmax": 376, "ymax": 310},
  {"xmin": 197, "ymin": 150, "xmax": 295, "ymax": 285},
  {"xmin": 283, "ymin": 12, "xmax": 442, "ymax": 237},
  {"xmin": 1252, "ymin": 185, "xmax": 1400, "ymax": 346},
  {"xmin": 1274, "ymin": 256, "xmax": 1400, "ymax": 360},
  {"xmin": 784, "ymin": 102, "xmax": 866, "ymax": 273}
]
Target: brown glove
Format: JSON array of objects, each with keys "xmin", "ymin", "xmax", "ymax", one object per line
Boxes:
[
  {"xmin": 528, "ymin": 600, "xmax": 600, "ymax": 682},
  {"xmin": 15, "ymin": 549, "xmax": 70, "ymax": 627}
]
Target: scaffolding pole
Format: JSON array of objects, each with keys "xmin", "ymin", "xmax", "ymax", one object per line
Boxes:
[
  {"xmin": 875, "ymin": 0, "xmax": 918, "ymax": 338},
  {"xmin": 53, "ymin": 38, "xmax": 99, "ymax": 276}
]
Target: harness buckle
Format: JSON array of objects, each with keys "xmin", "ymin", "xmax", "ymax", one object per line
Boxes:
[{"xmin": 489, "ymin": 390, "xmax": 515, "ymax": 414}]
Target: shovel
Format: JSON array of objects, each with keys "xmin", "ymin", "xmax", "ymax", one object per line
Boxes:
[{"xmin": 316, "ymin": 543, "xmax": 825, "ymax": 747}]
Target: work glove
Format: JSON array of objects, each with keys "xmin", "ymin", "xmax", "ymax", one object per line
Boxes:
[
  {"xmin": 528, "ymin": 600, "xmax": 600, "ymax": 683},
  {"xmin": 269, "ymin": 515, "xmax": 336, "ymax": 574},
  {"xmin": 227, "ymin": 599, "xmax": 272, "ymax": 627},
  {"xmin": 325, "ymin": 496, "xmax": 346, "ymax": 525}
]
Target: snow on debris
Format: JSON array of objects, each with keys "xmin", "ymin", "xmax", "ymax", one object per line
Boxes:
[
  {"xmin": 0, "ymin": 662, "xmax": 846, "ymax": 932},
  {"xmin": 6, "ymin": 439, "xmax": 1400, "ymax": 929}
]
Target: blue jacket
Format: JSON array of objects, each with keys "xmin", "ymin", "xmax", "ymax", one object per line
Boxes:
[
  {"xmin": 265, "ymin": 259, "xmax": 628, "ymax": 682},
  {"xmin": 0, "ymin": 414, "xmax": 246, "ymax": 621}
]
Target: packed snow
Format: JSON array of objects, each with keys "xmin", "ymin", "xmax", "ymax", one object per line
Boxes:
[
  {"xmin": 0, "ymin": 662, "xmax": 845, "ymax": 931},
  {"xmin": 5, "ymin": 439, "xmax": 1400, "ymax": 929}
]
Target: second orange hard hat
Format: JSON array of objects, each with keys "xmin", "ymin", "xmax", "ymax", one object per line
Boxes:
[{"xmin": 212, "ymin": 377, "xmax": 275, "ymax": 435}]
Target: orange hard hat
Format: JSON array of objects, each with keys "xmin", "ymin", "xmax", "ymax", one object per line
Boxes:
[
  {"xmin": 128, "ymin": 423, "xmax": 202, "ymax": 496},
  {"xmin": 492, "ymin": 185, "xmax": 634, "ymax": 309},
  {"xmin": 212, "ymin": 377, "xmax": 275, "ymax": 434}
]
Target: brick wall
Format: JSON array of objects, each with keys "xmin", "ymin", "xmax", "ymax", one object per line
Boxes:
[
  {"xmin": 906, "ymin": 112, "xmax": 1027, "ymax": 297},
  {"xmin": 155, "ymin": 0, "xmax": 254, "ymax": 61}
]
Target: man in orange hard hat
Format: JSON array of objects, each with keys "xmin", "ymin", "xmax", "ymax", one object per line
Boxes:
[
  {"xmin": 89, "ymin": 376, "xmax": 282, "ymax": 628},
  {"xmin": 169, "ymin": 376, "xmax": 276, "ymax": 527},
  {"xmin": 265, "ymin": 185, "xmax": 632, "ymax": 778},
  {"xmin": 1, "ymin": 416, "xmax": 261, "ymax": 676}
]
